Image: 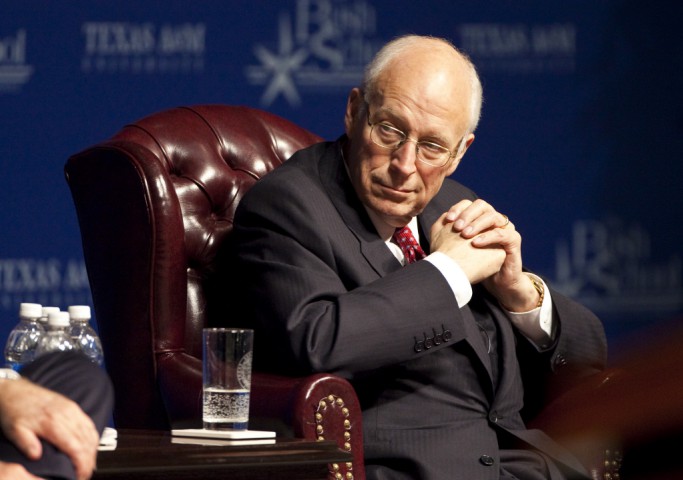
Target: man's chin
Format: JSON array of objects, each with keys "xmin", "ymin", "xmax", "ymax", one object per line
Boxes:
[{"xmin": 369, "ymin": 202, "xmax": 417, "ymax": 226}]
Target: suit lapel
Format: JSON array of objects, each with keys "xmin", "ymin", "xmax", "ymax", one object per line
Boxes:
[{"xmin": 318, "ymin": 140, "xmax": 401, "ymax": 278}]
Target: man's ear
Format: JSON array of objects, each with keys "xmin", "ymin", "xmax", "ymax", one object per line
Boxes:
[
  {"xmin": 445, "ymin": 133, "xmax": 475, "ymax": 176},
  {"xmin": 344, "ymin": 88, "xmax": 363, "ymax": 136}
]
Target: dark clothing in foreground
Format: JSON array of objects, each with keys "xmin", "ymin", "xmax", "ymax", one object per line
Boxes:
[{"xmin": 0, "ymin": 351, "xmax": 113, "ymax": 480}]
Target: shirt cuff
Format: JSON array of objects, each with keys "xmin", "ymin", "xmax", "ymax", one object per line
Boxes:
[
  {"xmin": 505, "ymin": 273, "xmax": 554, "ymax": 348},
  {"xmin": 425, "ymin": 251, "xmax": 473, "ymax": 307}
]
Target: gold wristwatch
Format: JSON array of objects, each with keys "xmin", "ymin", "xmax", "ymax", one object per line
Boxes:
[{"xmin": 527, "ymin": 274, "xmax": 545, "ymax": 308}]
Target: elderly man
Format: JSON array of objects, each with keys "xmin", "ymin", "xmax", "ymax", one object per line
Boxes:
[{"xmin": 229, "ymin": 35, "xmax": 606, "ymax": 479}]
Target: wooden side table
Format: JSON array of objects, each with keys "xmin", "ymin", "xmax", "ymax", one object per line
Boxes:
[{"xmin": 94, "ymin": 429, "xmax": 354, "ymax": 480}]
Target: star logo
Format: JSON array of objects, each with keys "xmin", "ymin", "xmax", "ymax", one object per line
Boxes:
[
  {"xmin": 244, "ymin": 1, "xmax": 379, "ymax": 107},
  {"xmin": 251, "ymin": 14, "xmax": 308, "ymax": 106}
]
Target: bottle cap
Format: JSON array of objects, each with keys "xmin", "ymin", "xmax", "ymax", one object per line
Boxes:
[
  {"xmin": 19, "ymin": 303, "xmax": 43, "ymax": 319},
  {"xmin": 67, "ymin": 305, "xmax": 91, "ymax": 320},
  {"xmin": 47, "ymin": 311, "xmax": 70, "ymax": 327},
  {"xmin": 40, "ymin": 307, "xmax": 60, "ymax": 322}
]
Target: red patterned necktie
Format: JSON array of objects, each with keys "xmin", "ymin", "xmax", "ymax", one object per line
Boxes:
[{"xmin": 392, "ymin": 226, "xmax": 426, "ymax": 264}]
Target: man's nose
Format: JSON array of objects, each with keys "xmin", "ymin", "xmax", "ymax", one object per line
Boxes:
[{"xmin": 390, "ymin": 140, "xmax": 418, "ymax": 173}]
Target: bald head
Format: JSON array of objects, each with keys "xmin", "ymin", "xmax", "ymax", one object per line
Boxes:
[{"xmin": 362, "ymin": 36, "xmax": 482, "ymax": 134}]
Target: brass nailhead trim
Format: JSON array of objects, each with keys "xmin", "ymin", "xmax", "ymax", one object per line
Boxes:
[{"xmin": 318, "ymin": 393, "xmax": 355, "ymax": 479}]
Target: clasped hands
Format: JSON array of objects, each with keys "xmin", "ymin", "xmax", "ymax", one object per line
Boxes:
[{"xmin": 430, "ymin": 199, "xmax": 540, "ymax": 312}]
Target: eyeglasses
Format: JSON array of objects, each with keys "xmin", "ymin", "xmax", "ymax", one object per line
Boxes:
[{"xmin": 366, "ymin": 104, "xmax": 463, "ymax": 168}]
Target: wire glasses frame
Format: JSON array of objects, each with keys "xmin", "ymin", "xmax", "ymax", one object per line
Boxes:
[{"xmin": 365, "ymin": 103, "xmax": 465, "ymax": 167}]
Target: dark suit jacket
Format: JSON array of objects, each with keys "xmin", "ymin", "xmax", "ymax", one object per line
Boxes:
[{"xmin": 230, "ymin": 138, "xmax": 607, "ymax": 480}]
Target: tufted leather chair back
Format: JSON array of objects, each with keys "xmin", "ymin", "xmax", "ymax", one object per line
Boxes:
[{"xmin": 65, "ymin": 105, "xmax": 322, "ymax": 428}]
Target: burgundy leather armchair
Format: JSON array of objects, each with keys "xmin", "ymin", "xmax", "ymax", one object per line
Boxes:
[{"xmin": 65, "ymin": 105, "xmax": 365, "ymax": 480}]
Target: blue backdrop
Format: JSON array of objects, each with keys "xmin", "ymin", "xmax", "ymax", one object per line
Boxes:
[{"xmin": 2, "ymin": 1, "xmax": 682, "ymax": 362}]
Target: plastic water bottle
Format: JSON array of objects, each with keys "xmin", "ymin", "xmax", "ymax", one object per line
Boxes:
[
  {"xmin": 39, "ymin": 306, "xmax": 60, "ymax": 329},
  {"xmin": 35, "ymin": 311, "xmax": 75, "ymax": 357},
  {"xmin": 4, "ymin": 303, "xmax": 45, "ymax": 371},
  {"xmin": 68, "ymin": 305, "xmax": 104, "ymax": 366}
]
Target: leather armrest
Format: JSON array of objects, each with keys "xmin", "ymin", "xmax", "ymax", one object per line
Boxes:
[{"xmin": 251, "ymin": 372, "xmax": 365, "ymax": 480}]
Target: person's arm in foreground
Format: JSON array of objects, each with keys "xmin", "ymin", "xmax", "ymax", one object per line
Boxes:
[{"xmin": 0, "ymin": 377, "xmax": 100, "ymax": 480}]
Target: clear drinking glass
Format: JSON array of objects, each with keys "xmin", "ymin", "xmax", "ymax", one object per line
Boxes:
[{"xmin": 202, "ymin": 328, "xmax": 253, "ymax": 430}]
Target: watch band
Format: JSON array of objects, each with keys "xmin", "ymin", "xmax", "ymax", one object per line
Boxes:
[{"xmin": 527, "ymin": 274, "xmax": 545, "ymax": 308}]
